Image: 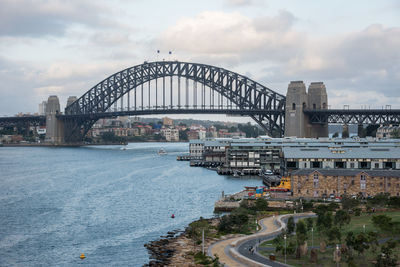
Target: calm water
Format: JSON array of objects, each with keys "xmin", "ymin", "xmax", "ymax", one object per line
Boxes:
[{"xmin": 0, "ymin": 142, "xmax": 262, "ymax": 266}]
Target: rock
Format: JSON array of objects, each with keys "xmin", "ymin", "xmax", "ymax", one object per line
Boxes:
[
  {"xmin": 310, "ymin": 248, "xmax": 318, "ymax": 263},
  {"xmin": 299, "ymin": 241, "xmax": 308, "ymax": 256},
  {"xmin": 320, "ymin": 241, "xmax": 326, "ymax": 253}
]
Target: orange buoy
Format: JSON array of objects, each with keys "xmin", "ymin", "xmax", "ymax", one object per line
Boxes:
[
  {"xmin": 80, "ymin": 253, "xmax": 86, "ymax": 260},
  {"xmin": 171, "ymin": 214, "xmax": 175, "ymax": 218}
]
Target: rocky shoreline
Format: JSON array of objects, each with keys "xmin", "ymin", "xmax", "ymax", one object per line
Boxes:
[{"xmin": 143, "ymin": 218, "xmax": 220, "ymax": 267}]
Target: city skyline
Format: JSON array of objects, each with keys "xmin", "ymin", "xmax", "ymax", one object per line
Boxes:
[{"xmin": 0, "ymin": 0, "xmax": 399, "ymax": 119}]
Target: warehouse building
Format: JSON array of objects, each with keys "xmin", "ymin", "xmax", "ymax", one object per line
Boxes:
[{"xmin": 291, "ymin": 169, "xmax": 400, "ymax": 198}]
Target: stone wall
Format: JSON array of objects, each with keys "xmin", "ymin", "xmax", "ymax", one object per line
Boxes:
[{"xmin": 292, "ymin": 170, "xmax": 400, "ymax": 198}]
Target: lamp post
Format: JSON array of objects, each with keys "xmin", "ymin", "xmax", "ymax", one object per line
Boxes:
[
  {"xmin": 336, "ymin": 244, "xmax": 340, "ymax": 267},
  {"xmin": 284, "ymin": 234, "xmax": 287, "ymax": 264},
  {"xmin": 363, "ymin": 224, "xmax": 366, "ymax": 233},
  {"xmin": 311, "ymin": 227, "xmax": 314, "ymax": 248}
]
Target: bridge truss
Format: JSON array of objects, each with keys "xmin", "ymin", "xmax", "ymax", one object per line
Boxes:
[
  {"xmin": 62, "ymin": 61, "xmax": 286, "ymax": 142},
  {"xmin": 304, "ymin": 109, "xmax": 400, "ymax": 124}
]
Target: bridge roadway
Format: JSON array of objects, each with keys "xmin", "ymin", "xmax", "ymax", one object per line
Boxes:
[{"xmin": 208, "ymin": 213, "xmax": 315, "ymax": 267}]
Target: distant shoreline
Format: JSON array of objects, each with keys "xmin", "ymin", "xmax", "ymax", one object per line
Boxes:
[{"xmin": 1, "ymin": 140, "xmax": 188, "ymax": 147}]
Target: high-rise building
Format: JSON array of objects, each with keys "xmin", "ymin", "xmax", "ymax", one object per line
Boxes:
[{"xmin": 39, "ymin": 101, "xmax": 47, "ymax": 115}]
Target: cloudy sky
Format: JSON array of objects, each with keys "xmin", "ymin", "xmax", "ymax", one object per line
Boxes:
[{"xmin": 0, "ymin": 0, "xmax": 399, "ymax": 119}]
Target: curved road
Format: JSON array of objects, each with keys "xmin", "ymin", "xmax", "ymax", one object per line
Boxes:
[{"xmin": 208, "ymin": 213, "xmax": 315, "ymax": 267}]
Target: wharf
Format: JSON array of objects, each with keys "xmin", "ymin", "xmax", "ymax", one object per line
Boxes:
[{"xmin": 176, "ymin": 155, "xmax": 191, "ymax": 161}]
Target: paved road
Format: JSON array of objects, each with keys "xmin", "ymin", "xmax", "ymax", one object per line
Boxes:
[
  {"xmin": 208, "ymin": 213, "xmax": 315, "ymax": 267},
  {"xmin": 237, "ymin": 214, "xmax": 315, "ymax": 267}
]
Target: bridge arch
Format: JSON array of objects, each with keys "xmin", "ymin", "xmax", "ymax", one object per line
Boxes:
[{"xmin": 63, "ymin": 61, "xmax": 286, "ymax": 142}]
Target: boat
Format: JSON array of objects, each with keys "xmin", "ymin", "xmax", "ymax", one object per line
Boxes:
[
  {"xmin": 120, "ymin": 146, "xmax": 127, "ymax": 150},
  {"xmin": 158, "ymin": 148, "xmax": 167, "ymax": 155}
]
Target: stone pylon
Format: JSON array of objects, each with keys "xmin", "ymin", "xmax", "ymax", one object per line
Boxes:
[{"xmin": 45, "ymin": 95, "xmax": 64, "ymax": 144}]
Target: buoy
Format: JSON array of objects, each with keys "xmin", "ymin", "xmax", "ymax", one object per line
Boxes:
[
  {"xmin": 80, "ymin": 253, "xmax": 86, "ymax": 260},
  {"xmin": 171, "ymin": 214, "xmax": 175, "ymax": 218}
]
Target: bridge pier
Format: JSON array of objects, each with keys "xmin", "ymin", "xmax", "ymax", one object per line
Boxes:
[
  {"xmin": 285, "ymin": 81, "xmax": 328, "ymax": 138},
  {"xmin": 45, "ymin": 95, "xmax": 65, "ymax": 144}
]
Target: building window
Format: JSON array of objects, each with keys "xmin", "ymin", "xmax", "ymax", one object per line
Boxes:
[
  {"xmin": 314, "ymin": 190, "xmax": 319, "ymax": 197},
  {"xmin": 350, "ymin": 163, "xmax": 355, "ymax": 168},
  {"xmin": 298, "ymin": 190, "xmax": 301, "ymax": 194},
  {"xmin": 375, "ymin": 163, "xmax": 379, "ymax": 169},
  {"xmin": 292, "ymin": 103, "xmax": 296, "ymax": 110},
  {"xmin": 360, "ymin": 175, "xmax": 366, "ymax": 190},
  {"xmin": 351, "ymin": 179, "xmax": 355, "ymax": 185},
  {"xmin": 380, "ymin": 182, "xmax": 383, "ymax": 187},
  {"xmin": 313, "ymin": 173, "xmax": 319, "ymax": 188}
]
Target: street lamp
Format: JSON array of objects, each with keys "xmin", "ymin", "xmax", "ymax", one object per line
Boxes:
[
  {"xmin": 363, "ymin": 224, "xmax": 366, "ymax": 233},
  {"xmin": 336, "ymin": 244, "xmax": 340, "ymax": 267},
  {"xmin": 311, "ymin": 227, "xmax": 314, "ymax": 248},
  {"xmin": 284, "ymin": 234, "xmax": 287, "ymax": 264}
]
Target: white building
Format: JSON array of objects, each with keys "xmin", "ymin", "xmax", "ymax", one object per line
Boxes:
[
  {"xmin": 161, "ymin": 128, "xmax": 179, "ymax": 141},
  {"xmin": 39, "ymin": 101, "xmax": 47, "ymax": 115}
]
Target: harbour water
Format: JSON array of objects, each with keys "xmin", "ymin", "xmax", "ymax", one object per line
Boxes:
[{"xmin": 0, "ymin": 142, "xmax": 262, "ymax": 266}]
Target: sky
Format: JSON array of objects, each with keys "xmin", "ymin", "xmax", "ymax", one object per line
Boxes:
[{"xmin": 0, "ymin": 0, "xmax": 399, "ymax": 122}]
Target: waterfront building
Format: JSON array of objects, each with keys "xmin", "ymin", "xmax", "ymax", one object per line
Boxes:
[
  {"xmin": 376, "ymin": 125, "xmax": 400, "ymax": 138},
  {"xmin": 291, "ymin": 169, "xmax": 400, "ymax": 198},
  {"xmin": 189, "ymin": 140, "xmax": 204, "ymax": 161},
  {"xmin": 188, "ymin": 137, "xmax": 400, "ymax": 174},
  {"xmin": 283, "ymin": 145, "xmax": 400, "ymax": 171}
]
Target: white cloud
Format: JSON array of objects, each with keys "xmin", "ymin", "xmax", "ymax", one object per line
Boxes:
[
  {"xmin": 159, "ymin": 10, "xmax": 304, "ymax": 65},
  {"xmin": 0, "ymin": 0, "xmax": 121, "ymax": 37}
]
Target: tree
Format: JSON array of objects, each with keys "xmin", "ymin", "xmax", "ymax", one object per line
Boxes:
[
  {"xmin": 327, "ymin": 226, "xmax": 341, "ymax": 244},
  {"xmin": 353, "ymin": 233, "xmax": 370, "ymax": 256},
  {"xmin": 342, "ymin": 129, "xmax": 349, "ymax": 138},
  {"xmin": 375, "ymin": 240, "xmax": 398, "ymax": 267},
  {"xmin": 391, "ymin": 129, "xmax": 400, "ymax": 139},
  {"xmin": 287, "ymin": 216, "xmax": 295, "ymax": 234},
  {"xmin": 306, "ymin": 217, "xmax": 314, "ymax": 231},
  {"xmin": 365, "ymin": 124, "xmax": 379, "ymax": 137},
  {"xmin": 296, "ymin": 220, "xmax": 308, "ymax": 246},
  {"xmin": 334, "ymin": 209, "xmax": 351, "ymax": 229},
  {"xmin": 253, "ymin": 198, "xmax": 269, "ymax": 211},
  {"xmin": 372, "ymin": 215, "xmax": 393, "ymax": 233},
  {"xmin": 346, "ymin": 232, "xmax": 370, "ymax": 258},
  {"xmin": 341, "ymin": 195, "xmax": 360, "ymax": 211}
]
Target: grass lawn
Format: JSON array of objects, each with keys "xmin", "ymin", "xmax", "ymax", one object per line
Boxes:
[
  {"xmin": 259, "ymin": 211, "xmax": 400, "ymax": 266},
  {"xmin": 261, "ymin": 246, "xmax": 400, "ymax": 267}
]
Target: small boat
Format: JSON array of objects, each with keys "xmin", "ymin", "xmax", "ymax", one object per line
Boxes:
[
  {"xmin": 158, "ymin": 148, "xmax": 167, "ymax": 155},
  {"xmin": 120, "ymin": 146, "xmax": 127, "ymax": 150}
]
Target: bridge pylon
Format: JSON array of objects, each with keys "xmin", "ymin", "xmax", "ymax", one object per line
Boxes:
[
  {"xmin": 284, "ymin": 81, "xmax": 328, "ymax": 138},
  {"xmin": 45, "ymin": 95, "xmax": 65, "ymax": 144}
]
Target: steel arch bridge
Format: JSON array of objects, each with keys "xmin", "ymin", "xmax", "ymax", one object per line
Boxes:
[{"xmin": 61, "ymin": 61, "xmax": 286, "ymax": 142}]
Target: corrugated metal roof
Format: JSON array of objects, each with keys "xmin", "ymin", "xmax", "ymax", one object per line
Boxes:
[
  {"xmin": 283, "ymin": 146, "xmax": 400, "ymax": 159},
  {"xmin": 292, "ymin": 169, "xmax": 400, "ymax": 178}
]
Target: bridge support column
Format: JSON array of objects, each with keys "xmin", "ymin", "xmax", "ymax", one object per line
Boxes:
[
  {"xmin": 307, "ymin": 82, "xmax": 328, "ymax": 138},
  {"xmin": 284, "ymin": 81, "xmax": 309, "ymax": 138},
  {"xmin": 45, "ymin": 95, "xmax": 65, "ymax": 144},
  {"xmin": 285, "ymin": 81, "xmax": 328, "ymax": 138}
]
